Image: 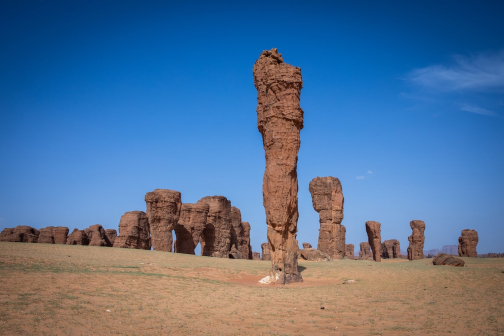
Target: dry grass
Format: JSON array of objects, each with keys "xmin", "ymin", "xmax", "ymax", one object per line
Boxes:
[{"xmin": 1, "ymin": 242, "xmax": 503, "ymax": 335}]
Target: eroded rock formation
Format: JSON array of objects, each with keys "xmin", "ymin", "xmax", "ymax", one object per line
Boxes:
[
  {"xmin": 66, "ymin": 229, "xmax": 89, "ymax": 245},
  {"xmin": 407, "ymin": 220, "xmax": 425, "ymax": 260},
  {"xmin": 365, "ymin": 221, "xmax": 381, "ymax": 262},
  {"xmin": 458, "ymin": 229, "xmax": 478, "ymax": 257},
  {"xmin": 309, "ymin": 177, "xmax": 345, "ymax": 259},
  {"xmin": 105, "ymin": 229, "xmax": 117, "ymax": 246},
  {"xmin": 303, "ymin": 242, "xmax": 312, "ymax": 249},
  {"xmin": 175, "ymin": 203, "xmax": 209, "ymax": 255},
  {"xmin": 252, "ymin": 252, "xmax": 261, "ymax": 260},
  {"xmin": 433, "ymin": 253, "xmax": 465, "ymax": 267},
  {"xmin": 38, "ymin": 226, "xmax": 55, "ymax": 244},
  {"xmin": 239, "ymin": 221, "xmax": 252, "ymax": 260},
  {"xmin": 261, "ymin": 242, "xmax": 271, "ymax": 261},
  {"xmin": 0, "ymin": 226, "xmax": 39, "ymax": 243},
  {"xmin": 85, "ymin": 224, "xmax": 109, "ymax": 246},
  {"xmin": 359, "ymin": 242, "xmax": 373, "ymax": 260},
  {"xmin": 300, "ymin": 248, "xmax": 331, "ymax": 261},
  {"xmin": 197, "ymin": 196, "xmax": 231, "ymax": 258},
  {"xmin": 145, "ymin": 189, "xmax": 182, "ymax": 252},
  {"xmin": 53, "ymin": 227, "xmax": 69, "ymax": 244},
  {"xmin": 254, "ymin": 48, "xmax": 303, "ymax": 284},
  {"xmin": 345, "ymin": 244, "xmax": 355, "ymax": 259},
  {"xmin": 114, "ymin": 211, "xmax": 151, "ymax": 250},
  {"xmin": 381, "ymin": 239, "xmax": 400, "ymax": 259},
  {"xmin": 228, "ymin": 207, "xmax": 244, "ymax": 259}
]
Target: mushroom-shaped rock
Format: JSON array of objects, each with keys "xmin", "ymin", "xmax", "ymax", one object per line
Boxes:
[
  {"xmin": 145, "ymin": 189, "xmax": 182, "ymax": 252},
  {"xmin": 345, "ymin": 244, "xmax": 355, "ymax": 259},
  {"xmin": 309, "ymin": 176, "xmax": 345, "ymax": 259},
  {"xmin": 175, "ymin": 203, "xmax": 209, "ymax": 254},
  {"xmin": 359, "ymin": 242, "xmax": 373, "ymax": 260},
  {"xmin": 261, "ymin": 242, "xmax": 271, "ymax": 261},
  {"xmin": 197, "ymin": 196, "xmax": 232, "ymax": 258},
  {"xmin": 114, "ymin": 211, "xmax": 151, "ymax": 250},
  {"xmin": 66, "ymin": 229, "xmax": 89, "ymax": 245},
  {"xmin": 458, "ymin": 229, "xmax": 478, "ymax": 257},
  {"xmin": 365, "ymin": 221, "xmax": 382, "ymax": 262},
  {"xmin": 433, "ymin": 253, "xmax": 465, "ymax": 267},
  {"xmin": 254, "ymin": 48, "xmax": 303, "ymax": 284},
  {"xmin": 407, "ymin": 220, "xmax": 425, "ymax": 260}
]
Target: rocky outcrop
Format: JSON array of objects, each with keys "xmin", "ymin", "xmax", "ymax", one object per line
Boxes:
[
  {"xmin": 433, "ymin": 253, "xmax": 465, "ymax": 267},
  {"xmin": 66, "ymin": 229, "xmax": 89, "ymax": 245},
  {"xmin": 309, "ymin": 176, "xmax": 345, "ymax": 259},
  {"xmin": 0, "ymin": 226, "xmax": 39, "ymax": 243},
  {"xmin": 458, "ymin": 229, "xmax": 478, "ymax": 257},
  {"xmin": 300, "ymin": 248, "xmax": 331, "ymax": 261},
  {"xmin": 381, "ymin": 239, "xmax": 401, "ymax": 259},
  {"xmin": 252, "ymin": 252, "xmax": 261, "ymax": 260},
  {"xmin": 365, "ymin": 221, "xmax": 381, "ymax": 262},
  {"xmin": 239, "ymin": 221, "xmax": 252, "ymax": 260},
  {"xmin": 359, "ymin": 242, "xmax": 373, "ymax": 260},
  {"xmin": 442, "ymin": 245, "xmax": 458, "ymax": 255},
  {"xmin": 38, "ymin": 226, "xmax": 55, "ymax": 244},
  {"xmin": 303, "ymin": 242, "xmax": 312, "ymax": 249},
  {"xmin": 84, "ymin": 224, "xmax": 109, "ymax": 246},
  {"xmin": 175, "ymin": 203, "xmax": 209, "ymax": 255},
  {"xmin": 407, "ymin": 220, "xmax": 425, "ymax": 260},
  {"xmin": 254, "ymin": 48, "xmax": 303, "ymax": 284},
  {"xmin": 114, "ymin": 211, "xmax": 151, "ymax": 250},
  {"xmin": 261, "ymin": 242, "xmax": 271, "ymax": 261},
  {"xmin": 229, "ymin": 245, "xmax": 241, "ymax": 259},
  {"xmin": 145, "ymin": 189, "xmax": 182, "ymax": 252},
  {"xmin": 228, "ymin": 207, "xmax": 244, "ymax": 259},
  {"xmin": 345, "ymin": 244, "xmax": 355, "ymax": 259},
  {"xmin": 197, "ymin": 196, "xmax": 231, "ymax": 258},
  {"xmin": 105, "ymin": 229, "xmax": 117, "ymax": 246},
  {"xmin": 53, "ymin": 227, "xmax": 69, "ymax": 244}
]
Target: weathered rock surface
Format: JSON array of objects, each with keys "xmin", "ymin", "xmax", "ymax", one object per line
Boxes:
[
  {"xmin": 442, "ymin": 245, "xmax": 458, "ymax": 255},
  {"xmin": 228, "ymin": 207, "xmax": 245, "ymax": 259},
  {"xmin": 359, "ymin": 242, "xmax": 373, "ymax": 260},
  {"xmin": 197, "ymin": 196, "xmax": 231, "ymax": 258},
  {"xmin": 53, "ymin": 227, "xmax": 69, "ymax": 244},
  {"xmin": 85, "ymin": 224, "xmax": 109, "ymax": 246},
  {"xmin": 174, "ymin": 203, "xmax": 209, "ymax": 255},
  {"xmin": 458, "ymin": 229, "xmax": 478, "ymax": 257},
  {"xmin": 261, "ymin": 242, "xmax": 271, "ymax": 261},
  {"xmin": 145, "ymin": 189, "xmax": 182, "ymax": 252},
  {"xmin": 381, "ymin": 239, "xmax": 401, "ymax": 259},
  {"xmin": 252, "ymin": 252, "xmax": 261, "ymax": 260},
  {"xmin": 254, "ymin": 48, "xmax": 303, "ymax": 284},
  {"xmin": 302, "ymin": 242, "xmax": 312, "ymax": 249},
  {"xmin": 0, "ymin": 226, "xmax": 39, "ymax": 243},
  {"xmin": 66, "ymin": 229, "xmax": 89, "ymax": 245},
  {"xmin": 345, "ymin": 244, "xmax": 355, "ymax": 259},
  {"xmin": 229, "ymin": 245, "xmax": 241, "ymax": 259},
  {"xmin": 38, "ymin": 226, "xmax": 55, "ymax": 244},
  {"xmin": 433, "ymin": 253, "xmax": 465, "ymax": 267},
  {"xmin": 300, "ymin": 248, "xmax": 332, "ymax": 261},
  {"xmin": 407, "ymin": 220, "xmax": 425, "ymax": 260},
  {"xmin": 309, "ymin": 177, "xmax": 345, "ymax": 260},
  {"xmin": 365, "ymin": 221, "xmax": 382, "ymax": 262},
  {"xmin": 239, "ymin": 221, "xmax": 252, "ymax": 260},
  {"xmin": 105, "ymin": 229, "xmax": 117, "ymax": 246},
  {"xmin": 114, "ymin": 211, "xmax": 151, "ymax": 250}
]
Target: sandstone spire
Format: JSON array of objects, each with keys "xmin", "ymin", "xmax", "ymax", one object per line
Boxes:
[
  {"xmin": 253, "ymin": 48, "xmax": 303, "ymax": 284},
  {"xmin": 197, "ymin": 196, "xmax": 232, "ymax": 258},
  {"xmin": 145, "ymin": 189, "xmax": 182, "ymax": 252},
  {"xmin": 365, "ymin": 221, "xmax": 382, "ymax": 262},
  {"xmin": 114, "ymin": 211, "xmax": 151, "ymax": 250},
  {"xmin": 175, "ymin": 203, "xmax": 209, "ymax": 255},
  {"xmin": 407, "ymin": 220, "xmax": 425, "ymax": 260},
  {"xmin": 458, "ymin": 229, "xmax": 478, "ymax": 257}
]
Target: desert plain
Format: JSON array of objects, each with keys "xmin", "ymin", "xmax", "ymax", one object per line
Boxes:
[{"xmin": 1, "ymin": 242, "xmax": 503, "ymax": 335}]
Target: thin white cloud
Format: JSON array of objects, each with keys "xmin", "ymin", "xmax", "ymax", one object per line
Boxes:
[
  {"xmin": 460, "ymin": 103, "xmax": 501, "ymax": 118},
  {"xmin": 367, "ymin": 170, "xmax": 373, "ymax": 174},
  {"xmin": 407, "ymin": 50, "xmax": 504, "ymax": 92},
  {"xmin": 356, "ymin": 176, "xmax": 365, "ymax": 180}
]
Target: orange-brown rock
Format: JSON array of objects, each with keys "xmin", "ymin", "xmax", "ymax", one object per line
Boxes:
[
  {"xmin": 254, "ymin": 48, "xmax": 304, "ymax": 284},
  {"xmin": 261, "ymin": 242, "xmax": 271, "ymax": 261},
  {"xmin": 365, "ymin": 221, "xmax": 382, "ymax": 262},
  {"xmin": 66, "ymin": 229, "xmax": 89, "ymax": 245},
  {"xmin": 38, "ymin": 226, "xmax": 55, "ymax": 244},
  {"xmin": 358, "ymin": 242, "xmax": 373, "ymax": 260},
  {"xmin": 458, "ymin": 229, "xmax": 478, "ymax": 257},
  {"xmin": 229, "ymin": 207, "xmax": 244, "ymax": 259},
  {"xmin": 0, "ymin": 226, "xmax": 39, "ymax": 243},
  {"xmin": 145, "ymin": 189, "xmax": 182, "ymax": 252},
  {"xmin": 114, "ymin": 211, "xmax": 150, "ymax": 249},
  {"xmin": 407, "ymin": 220, "xmax": 425, "ymax": 260},
  {"xmin": 433, "ymin": 253, "xmax": 465, "ymax": 267},
  {"xmin": 197, "ymin": 196, "xmax": 231, "ymax": 258},
  {"xmin": 252, "ymin": 252, "xmax": 261, "ymax": 260},
  {"xmin": 53, "ymin": 227, "xmax": 69, "ymax": 244},
  {"xmin": 381, "ymin": 239, "xmax": 401, "ymax": 259},
  {"xmin": 85, "ymin": 224, "xmax": 109, "ymax": 246},
  {"xmin": 345, "ymin": 244, "xmax": 355, "ymax": 259},
  {"xmin": 303, "ymin": 242, "xmax": 312, "ymax": 249},
  {"xmin": 175, "ymin": 203, "xmax": 209, "ymax": 255},
  {"xmin": 309, "ymin": 177, "xmax": 345, "ymax": 259},
  {"xmin": 239, "ymin": 221, "xmax": 252, "ymax": 260},
  {"xmin": 105, "ymin": 229, "xmax": 117, "ymax": 246},
  {"xmin": 300, "ymin": 248, "xmax": 331, "ymax": 261}
]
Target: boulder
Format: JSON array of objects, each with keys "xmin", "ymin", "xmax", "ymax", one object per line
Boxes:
[
  {"xmin": 381, "ymin": 239, "xmax": 401, "ymax": 259},
  {"xmin": 66, "ymin": 229, "xmax": 89, "ymax": 245},
  {"xmin": 458, "ymin": 229, "xmax": 478, "ymax": 257},
  {"xmin": 433, "ymin": 253, "xmax": 465, "ymax": 267},
  {"xmin": 53, "ymin": 227, "xmax": 69, "ymax": 244},
  {"xmin": 359, "ymin": 242, "xmax": 373, "ymax": 260},
  {"xmin": 197, "ymin": 196, "xmax": 232, "ymax": 258},
  {"xmin": 145, "ymin": 189, "xmax": 182, "ymax": 252},
  {"xmin": 261, "ymin": 242, "xmax": 271, "ymax": 261},
  {"xmin": 175, "ymin": 203, "xmax": 209, "ymax": 254},
  {"xmin": 38, "ymin": 226, "xmax": 55, "ymax": 244},
  {"xmin": 302, "ymin": 242, "xmax": 312, "ymax": 249},
  {"xmin": 365, "ymin": 221, "xmax": 382, "ymax": 262},
  {"xmin": 252, "ymin": 252, "xmax": 261, "ymax": 260},
  {"xmin": 407, "ymin": 220, "xmax": 425, "ymax": 260},
  {"xmin": 299, "ymin": 248, "xmax": 332, "ymax": 261},
  {"xmin": 345, "ymin": 244, "xmax": 355, "ymax": 259},
  {"xmin": 114, "ymin": 211, "xmax": 151, "ymax": 250},
  {"xmin": 0, "ymin": 226, "xmax": 39, "ymax": 243},
  {"xmin": 253, "ymin": 48, "xmax": 303, "ymax": 284}
]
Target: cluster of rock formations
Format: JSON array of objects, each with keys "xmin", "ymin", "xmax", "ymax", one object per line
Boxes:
[{"xmin": 253, "ymin": 48, "xmax": 304, "ymax": 284}]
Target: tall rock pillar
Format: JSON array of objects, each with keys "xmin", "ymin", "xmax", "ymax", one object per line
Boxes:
[
  {"xmin": 407, "ymin": 220, "xmax": 425, "ymax": 260},
  {"xmin": 145, "ymin": 189, "xmax": 182, "ymax": 252},
  {"xmin": 253, "ymin": 48, "xmax": 303, "ymax": 284},
  {"xmin": 458, "ymin": 229, "xmax": 478, "ymax": 257},
  {"xmin": 309, "ymin": 177, "xmax": 345, "ymax": 259},
  {"xmin": 365, "ymin": 221, "xmax": 382, "ymax": 262}
]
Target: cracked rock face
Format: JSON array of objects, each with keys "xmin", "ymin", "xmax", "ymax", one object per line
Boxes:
[
  {"xmin": 145, "ymin": 189, "xmax": 182, "ymax": 252},
  {"xmin": 365, "ymin": 221, "xmax": 382, "ymax": 262},
  {"xmin": 197, "ymin": 196, "xmax": 231, "ymax": 258},
  {"xmin": 38, "ymin": 226, "xmax": 55, "ymax": 244},
  {"xmin": 0, "ymin": 226, "xmax": 39, "ymax": 243},
  {"xmin": 261, "ymin": 242, "xmax": 271, "ymax": 261},
  {"xmin": 345, "ymin": 244, "xmax": 355, "ymax": 259},
  {"xmin": 53, "ymin": 227, "xmax": 69, "ymax": 244},
  {"xmin": 239, "ymin": 221, "xmax": 252, "ymax": 260},
  {"xmin": 229, "ymin": 207, "xmax": 244, "ymax": 259},
  {"xmin": 309, "ymin": 177, "xmax": 345, "ymax": 259},
  {"xmin": 381, "ymin": 239, "xmax": 400, "ymax": 259},
  {"xmin": 66, "ymin": 229, "xmax": 89, "ymax": 245},
  {"xmin": 458, "ymin": 229, "xmax": 478, "ymax": 257},
  {"xmin": 359, "ymin": 242, "xmax": 373, "ymax": 260},
  {"xmin": 175, "ymin": 203, "xmax": 209, "ymax": 255},
  {"xmin": 253, "ymin": 48, "xmax": 304, "ymax": 284},
  {"xmin": 407, "ymin": 220, "xmax": 425, "ymax": 260},
  {"xmin": 114, "ymin": 211, "xmax": 151, "ymax": 250}
]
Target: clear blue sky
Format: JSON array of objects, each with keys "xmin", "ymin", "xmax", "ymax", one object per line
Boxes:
[{"xmin": 1, "ymin": 1, "xmax": 503, "ymax": 254}]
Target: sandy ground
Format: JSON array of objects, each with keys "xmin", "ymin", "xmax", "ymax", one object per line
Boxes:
[{"xmin": 0, "ymin": 242, "xmax": 503, "ymax": 335}]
